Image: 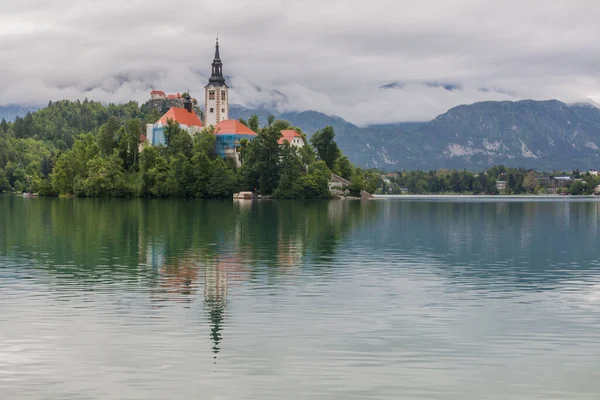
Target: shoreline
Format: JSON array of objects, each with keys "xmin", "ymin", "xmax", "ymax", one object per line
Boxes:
[{"xmin": 373, "ymin": 194, "xmax": 600, "ymax": 200}]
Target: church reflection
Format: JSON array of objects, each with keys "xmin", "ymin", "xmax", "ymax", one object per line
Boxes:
[{"xmin": 136, "ymin": 199, "xmax": 368, "ymax": 360}]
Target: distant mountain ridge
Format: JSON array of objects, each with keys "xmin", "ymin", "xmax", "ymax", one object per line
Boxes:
[{"xmin": 4, "ymin": 99, "xmax": 600, "ymax": 171}]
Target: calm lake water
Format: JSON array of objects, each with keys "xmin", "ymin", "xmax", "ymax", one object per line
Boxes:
[{"xmin": 2, "ymin": 196, "xmax": 600, "ymax": 399}]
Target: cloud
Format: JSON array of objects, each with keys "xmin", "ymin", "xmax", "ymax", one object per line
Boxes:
[{"xmin": 1, "ymin": 0, "xmax": 600, "ymax": 125}]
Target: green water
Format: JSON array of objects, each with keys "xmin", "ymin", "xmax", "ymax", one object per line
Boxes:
[{"xmin": 1, "ymin": 196, "xmax": 600, "ymax": 399}]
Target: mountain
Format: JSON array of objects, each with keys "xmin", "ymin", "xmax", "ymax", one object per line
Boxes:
[
  {"xmin": 0, "ymin": 105, "xmax": 41, "ymax": 121},
  {"xmin": 409, "ymin": 100, "xmax": 600, "ymax": 171},
  {"xmin": 233, "ymin": 100, "xmax": 600, "ymax": 171},
  {"xmin": 5, "ymin": 99, "xmax": 600, "ymax": 171}
]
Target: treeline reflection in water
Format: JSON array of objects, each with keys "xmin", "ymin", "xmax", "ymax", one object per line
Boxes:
[
  {"xmin": 0, "ymin": 197, "xmax": 378, "ymax": 360},
  {"xmin": 2, "ymin": 196, "xmax": 600, "ymax": 399}
]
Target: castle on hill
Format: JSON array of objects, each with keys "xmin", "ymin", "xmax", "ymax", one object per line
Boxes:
[{"xmin": 142, "ymin": 40, "xmax": 303, "ymax": 165}]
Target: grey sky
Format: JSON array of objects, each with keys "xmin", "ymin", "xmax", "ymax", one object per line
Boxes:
[{"xmin": 1, "ymin": 0, "xmax": 599, "ymax": 125}]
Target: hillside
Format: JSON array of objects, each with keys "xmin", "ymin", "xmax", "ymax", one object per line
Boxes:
[
  {"xmin": 411, "ymin": 100, "xmax": 600, "ymax": 171},
  {"xmin": 233, "ymin": 100, "xmax": 600, "ymax": 171},
  {"xmin": 4, "ymin": 99, "xmax": 600, "ymax": 171}
]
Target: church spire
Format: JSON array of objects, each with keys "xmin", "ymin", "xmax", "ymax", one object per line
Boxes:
[
  {"xmin": 208, "ymin": 38, "xmax": 226, "ymax": 87},
  {"xmin": 214, "ymin": 38, "xmax": 221, "ymax": 62}
]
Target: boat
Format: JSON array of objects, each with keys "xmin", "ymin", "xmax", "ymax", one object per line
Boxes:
[{"xmin": 233, "ymin": 191, "xmax": 255, "ymax": 200}]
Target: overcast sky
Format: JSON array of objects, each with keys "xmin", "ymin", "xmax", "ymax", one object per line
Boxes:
[{"xmin": 1, "ymin": 0, "xmax": 599, "ymax": 125}]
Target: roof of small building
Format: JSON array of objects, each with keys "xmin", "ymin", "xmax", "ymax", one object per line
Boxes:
[
  {"xmin": 151, "ymin": 90, "xmax": 165, "ymax": 95},
  {"xmin": 140, "ymin": 133, "xmax": 147, "ymax": 142},
  {"xmin": 278, "ymin": 129, "xmax": 302, "ymax": 144},
  {"xmin": 214, "ymin": 120, "xmax": 256, "ymax": 135},
  {"xmin": 158, "ymin": 107, "xmax": 203, "ymax": 127}
]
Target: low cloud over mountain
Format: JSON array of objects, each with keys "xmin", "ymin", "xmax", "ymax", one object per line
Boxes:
[{"xmin": 2, "ymin": 0, "xmax": 600, "ymax": 125}]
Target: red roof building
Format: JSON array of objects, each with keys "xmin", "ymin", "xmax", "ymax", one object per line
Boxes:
[
  {"xmin": 214, "ymin": 120, "xmax": 257, "ymax": 135},
  {"xmin": 151, "ymin": 90, "xmax": 165, "ymax": 96},
  {"xmin": 278, "ymin": 129, "xmax": 305, "ymax": 147},
  {"xmin": 158, "ymin": 107, "xmax": 203, "ymax": 128}
]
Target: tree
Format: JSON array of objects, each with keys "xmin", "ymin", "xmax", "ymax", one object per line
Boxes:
[
  {"xmin": 75, "ymin": 152, "xmax": 128, "ymax": 197},
  {"xmin": 166, "ymin": 125, "xmax": 192, "ymax": 158},
  {"xmin": 168, "ymin": 152, "xmax": 194, "ymax": 197},
  {"xmin": 118, "ymin": 119, "xmax": 142, "ymax": 170},
  {"xmin": 194, "ymin": 129, "xmax": 216, "ymax": 158},
  {"xmin": 299, "ymin": 161, "xmax": 331, "ymax": 198},
  {"xmin": 208, "ymin": 158, "xmax": 237, "ymax": 198},
  {"xmin": 275, "ymin": 144, "xmax": 304, "ymax": 198},
  {"xmin": 248, "ymin": 114, "xmax": 260, "ymax": 133},
  {"xmin": 0, "ymin": 168, "xmax": 10, "ymax": 192},
  {"xmin": 243, "ymin": 122, "xmax": 282, "ymax": 194},
  {"xmin": 191, "ymin": 153, "xmax": 212, "ymax": 197},
  {"xmin": 310, "ymin": 126, "xmax": 340, "ymax": 170},
  {"xmin": 333, "ymin": 155, "xmax": 354, "ymax": 180},
  {"xmin": 98, "ymin": 117, "xmax": 120, "ymax": 156},
  {"xmin": 51, "ymin": 133, "xmax": 99, "ymax": 195},
  {"xmin": 522, "ymin": 171, "xmax": 537, "ymax": 193},
  {"xmin": 0, "ymin": 118, "xmax": 8, "ymax": 133}
]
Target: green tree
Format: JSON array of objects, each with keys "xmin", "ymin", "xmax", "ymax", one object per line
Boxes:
[
  {"xmin": 243, "ymin": 122, "xmax": 282, "ymax": 194},
  {"xmin": 98, "ymin": 117, "xmax": 120, "ymax": 156},
  {"xmin": 523, "ymin": 171, "xmax": 537, "ymax": 193},
  {"xmin": 0, "ymin": 168, "xmax": 10, "ymax": 192},
  {"xmin": 299, "ymin": 161, "xmax": 331, "ymax": 198},
  {"xmin": 168, "ymin": 153, "xmax": 194, "ymax": 197},
  {"xmin": 310, "ymin": 126, "xmax": 340, "ymax": 170},
  {"xmin": 333, "ymin": 155, "xmax": 354, "ymax": 180},
  {"xmin": 248, "ymin": 114, "xmax": 260, "ymax": 133},
  {"xmin": 0, "ymin": 118, "xmax": 8, "ymax": 133},
  {"xmin": 191, "ymin": 153, "xmax": 212, "ymax": 197},
  {"xmin": 208, "ymin": 158, "xmax": 237, "ymax": 198},
  {"xmin": 193, "ymin": 129, "xmax": 216, "ymax": 158},
  {"xmin": 51, "ymin": 133, "xmax": 99, "ymax": 195},
  {"xmin": 275, "ymin": 144, "xmax": 304, "ymax": 198}
]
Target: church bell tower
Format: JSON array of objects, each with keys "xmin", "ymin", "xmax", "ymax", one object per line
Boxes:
[{"xmin": 204, "ymin": 39, "xmax": 229, "ymax": 127}]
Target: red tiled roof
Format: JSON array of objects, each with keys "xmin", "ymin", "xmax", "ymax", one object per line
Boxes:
[
  {"xmin": 151, "ymin": 90, "xmax": 165, "ymax": 95},
  {"xmin": 167, "ymin": 94, "xmax": 178, "ymax": 99},
  {"xmin": 278, "ymin": 129, "xmax": 302, "ymax": 144},
  {"xmin": 214, "ymin": 120, "xmax": 257, "ymax": 135},
  {"xmin": 140, "ymin": 134, "xmax": 147, "ymax": 142},
  {"xmin": 158, "ymin": 107, "xmax": 203, "ymax": 127}
]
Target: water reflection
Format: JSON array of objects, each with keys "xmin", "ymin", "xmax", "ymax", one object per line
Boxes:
[{"xmin": 2, "ymin": 196, "xmax": 600, "ymax": 399}]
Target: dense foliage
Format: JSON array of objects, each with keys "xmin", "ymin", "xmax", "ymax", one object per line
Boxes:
[
  {"xmin": 0, "ymin": 100, "xmax": 371, "ymax": 199},
  {"xmin": 385, "ymin": 166, "xmax": 600, "ymax": 195}
]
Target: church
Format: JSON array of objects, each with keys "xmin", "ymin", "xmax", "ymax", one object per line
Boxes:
[{"xmin": 143, "ymin": 39, "xmax": 257, "ymax": 163}]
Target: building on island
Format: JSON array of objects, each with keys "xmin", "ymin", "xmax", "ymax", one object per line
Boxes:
[
  {"xmin": 145, "ymin": 95, "xmax": 203, "ymax": 146},
  {"xmin": 142, "ymin": 40, "xmax": 257, "ymax": 164},
  {"xmin": 278, "ymin": 130, "xmax": 304, "ymax": 148},
  {"xmin": 204, "ymin": 39, "xmax": 229, "ymax": 127},
  {"xmin": 214, "ymin": 119, "xmax": 257, "ymax": 166},
  {"xmin": 150, "ymin": 90, "xmax": 166, "ymax": 100}
]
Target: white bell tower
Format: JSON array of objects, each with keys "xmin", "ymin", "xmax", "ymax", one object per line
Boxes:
[{"xmin": 204, "ymin": 39, "xmax": 229, "ymax": 127}]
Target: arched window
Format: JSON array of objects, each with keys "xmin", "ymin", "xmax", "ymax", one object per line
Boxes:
[
  {"xmin": 221, "ymin": 108, "xmax": 225, "ymax": 113},
  {"xmin": 210, "ymin": 108, "xmax": 214, "ymax": 113},
  {"xmin": 209, "ymin": 91, "xmax": 215, "ymax": 100},
  {"xmin": 221, "ymin": 91, "xmax": 226, "ymax": 101}
]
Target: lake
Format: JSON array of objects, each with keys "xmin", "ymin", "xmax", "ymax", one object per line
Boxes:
[{"xmin": 1, "ymin": 196, "xmax": 600, "ymax": 399}]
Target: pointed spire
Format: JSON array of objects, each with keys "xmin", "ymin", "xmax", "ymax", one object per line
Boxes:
[
  {"xmin": 207, "ymin": 38, "xmax": 226, "ymax": 87},
  {"xmin": 214, "ymin": 37, "xmax": 221, "ymax": 61}
]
